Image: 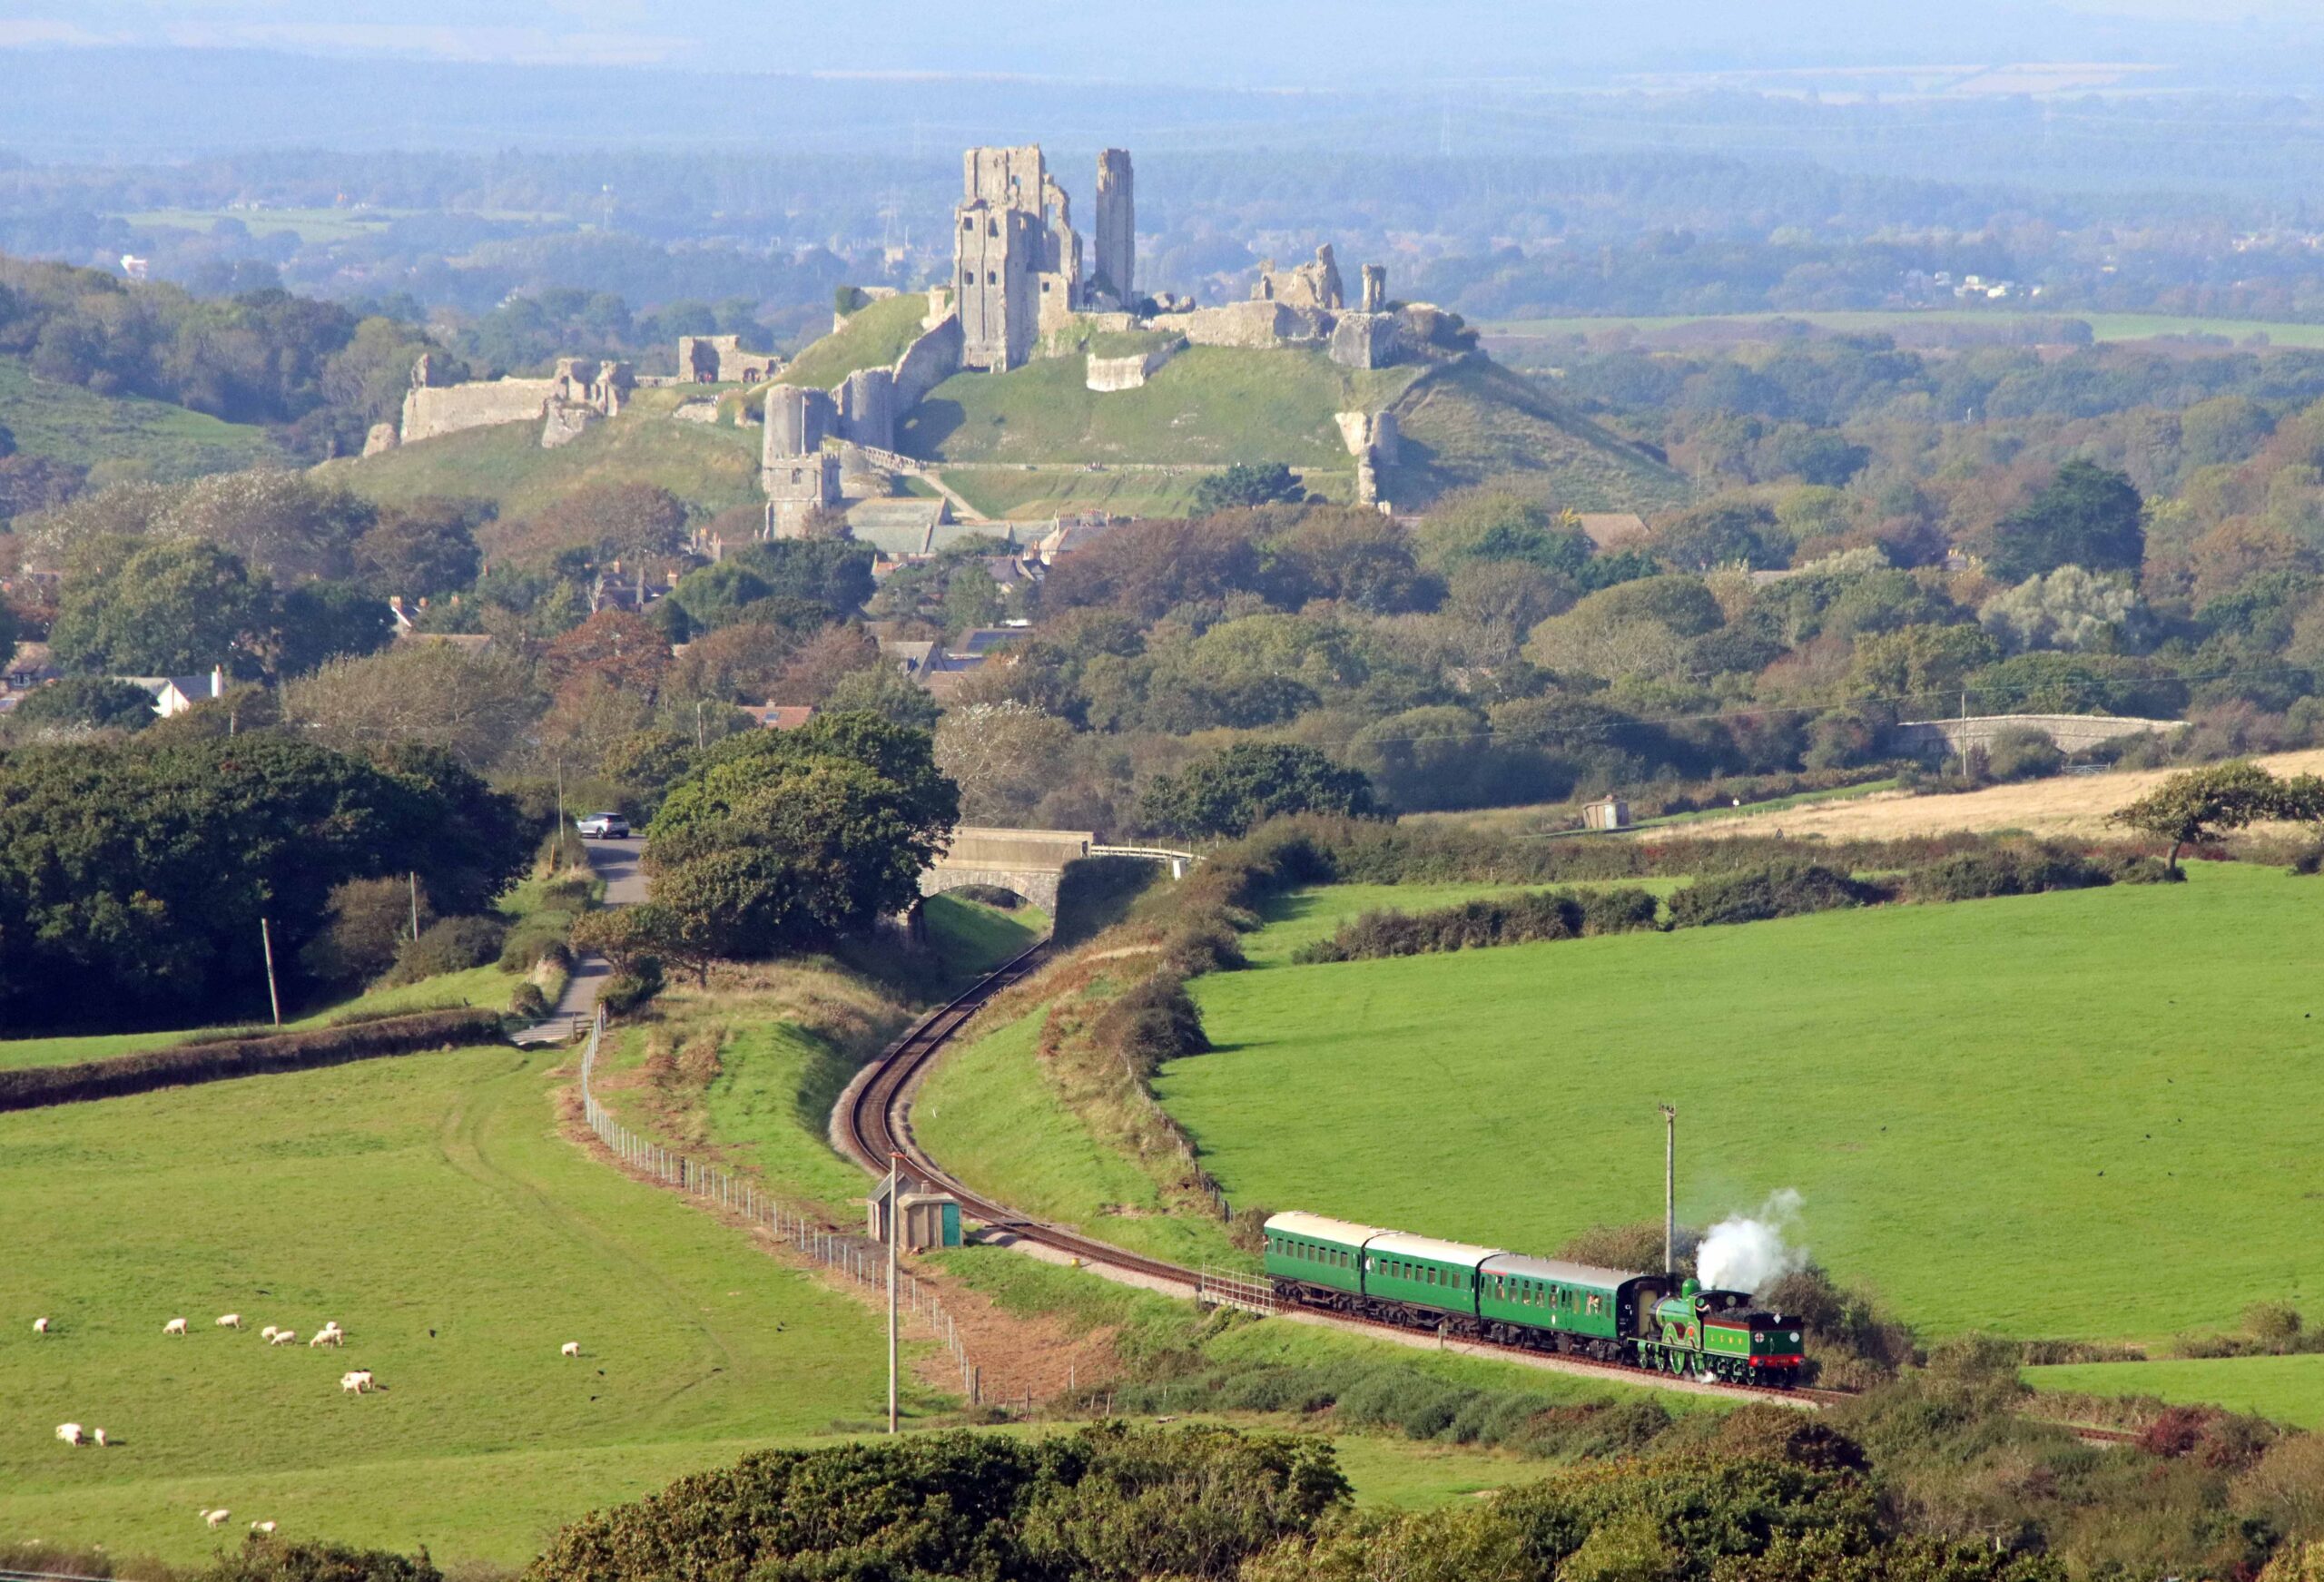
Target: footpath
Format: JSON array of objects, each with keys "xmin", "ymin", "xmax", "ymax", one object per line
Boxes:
[{"xmin": 514, "ymin": 836, "xmax": 645, "ymax": 1045}]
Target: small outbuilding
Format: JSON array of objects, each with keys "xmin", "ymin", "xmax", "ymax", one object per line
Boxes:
[
  {"xmin": 866, "ymin": 1176, "xmax": 964, "ymax": 1250},
  {"xmin": 1581, "ymin": 796, "xmax": 1632, "ymax": 832}
]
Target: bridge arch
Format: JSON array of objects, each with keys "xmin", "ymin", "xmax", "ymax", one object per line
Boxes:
[{"xmin": 919, "ymin": 827, "xmax": 1097, "ymax": 916}]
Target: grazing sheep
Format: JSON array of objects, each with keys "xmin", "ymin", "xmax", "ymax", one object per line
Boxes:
[
  {"xmin": 92, "ymin": 1428, "xmax": 106, "ymax": 1448},
  {"xmin": 55, "ymin": 1422, "xmax": 82, "ymax": 1446},
  {"xmin": 340, "ymin": 1370, "xmax": 374, "ymax": 1394},
  {"xmin": 561, "ymin": 1341, "xmax": 581, "ymax": 1358},
  {"xmin": 32, "ymin": 1317, "xmax": 48, "ymax": 1334},
  {"xmin": 251, "ymin": 1521, "xmax": 276, "ymax": 1534},
  {"xmin": 269, "ymin": 1330, "xmax": 297, "ymax": 1346},
  {"xmin": 216, "ymin": 1313, "xmax": 241, "ymax": 1330},
  {"xmin": 261, "ymin": 1325, "xmax": 279, "ymax": 1341},
  {"xmin": 202, "ymin": 1508, "xmax": 231, "ymax": 1529},
  {"xmin": 162, "ymin": 1317, "xmax": 187, "ymax": 1336},
  {"xmin": 308, "ymin": 1330, "xmax": 341, "ymax": 1349}
]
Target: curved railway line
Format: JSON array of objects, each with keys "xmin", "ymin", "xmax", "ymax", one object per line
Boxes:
[{"xmin": 834, "ymin": 939, "xmax": 1848, "ymax": 1410}]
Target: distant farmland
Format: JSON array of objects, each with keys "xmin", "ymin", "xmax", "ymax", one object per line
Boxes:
[{"xmin": 1161, "ymin": 861, "xmax": 2324, "ymax": 1343}]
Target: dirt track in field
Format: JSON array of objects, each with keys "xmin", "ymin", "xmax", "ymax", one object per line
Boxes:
[{"xmin": 1672, "ymin": 747, "xmax": 2324, "ymax": 843}]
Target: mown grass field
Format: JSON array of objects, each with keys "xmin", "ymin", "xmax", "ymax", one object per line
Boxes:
[
  {"xmin": 900, "ymin": 348, "xmax": 1419, "ymax": 469},
  {"xmin": 0, "ymin": 1044, "xmax": 910, "ymax": 1564},
  {"xmin": 324, "ymin": 388, "xmax": 763, "ymax": 522},
  {"xmin": 1161, "ymin": 862, "xmax": 2324, "ymax": 1343},
  {"xmin": 2024, "ymin": 1354, "xmax": 2324, "ymax": 1429},
  {"xmin": 940, "ymin": 466, "xmax": 1285, "ymax": 522},
  {"xmin": 0, "ymin": 355, "xmax": 276, "ymax": 479},
  {"xmin": 1384, "ymin": 357, "xmax": 1687, "ymax": 511}
]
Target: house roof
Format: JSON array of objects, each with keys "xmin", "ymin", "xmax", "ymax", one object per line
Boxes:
[
  {"xmin": 950, "ymin": 626, "xmax": 1031, "ymax": 657},
  {"xmin": 1575, "ymin": 512, "xmax": 1649, "ymax": 548},
  {"xmin": 752, "ymin": 704, "xmax": 816, "ymax": 730}
]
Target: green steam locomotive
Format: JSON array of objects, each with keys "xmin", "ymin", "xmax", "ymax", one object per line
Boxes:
[{"xmin": 1262, "ymin": 1210, "xmax": 1805, "ymax": 1387}]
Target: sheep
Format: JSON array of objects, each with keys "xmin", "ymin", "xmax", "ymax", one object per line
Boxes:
[
  {"xmin": 55, "ymin": 1422, "xmax": 82, "ymax": 1446},
  {"xmin": 340, "ymin": 1370, "xmax": 374, "ymax": 1394},
  {"xmin": 32, "ymin": 1317, "xmax": 47, "ymax": 1334},
  {"xmin": 261, "ymin": 1324, "xmax": 279, "ymax": 1341},
  {"xmin": 561, "ymin": 1341, "xmax": 581, "ymax": 1358},
  {"xmin": 201, "ymin": 1508, "xmax": 231, "ymax": 1529},
  {"xmin": 92, "ymin": 1428, "xmax": 106, "ymax": 1448},
  {"xmin": 268, "ymin": 1329, "xmax": 297, "ymax": 1346},
  {"xmin": 162, "ymin": 1317, "xmax": 187, "ymax": 1337},
  {"xmin": 308, "ymin": 1330, "xmax": 342, "ymax": 1349},
  {"xmin": 216, "ymin": 1313, "xmax": 241, "ymax": 1330},
  {"xmin": 251, "ymin": 1521, "xmax": 276, "ymax": 1534}
]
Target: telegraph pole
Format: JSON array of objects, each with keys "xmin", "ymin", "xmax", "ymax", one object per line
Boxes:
[
  {"xmin": 1659, "ymin": 1105, "xmax": 1677, "ymax": 1274},
  {"xmin": 886, "ymin": 1153, "xmax": 901, "ymax": 1435},
  {"xmin": 261, "ymin": 918, "xmax": 282, "ymax": 1027},
  {"xmin": 409, "ymin": 871, "xmax": 420, "ymax": 942}
]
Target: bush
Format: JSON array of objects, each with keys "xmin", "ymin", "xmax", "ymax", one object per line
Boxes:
[
  {"xmin": 599, "ymin": 959, "xmax": 664, "ymax": 1016},
  {"xmin": 1904, "ymin": 844, "xmax": 2112, "ymax": 903},
  {"xmin": 385, "ymin": 915, "xmax": 508, "ymax": 985},
  {"xmin": 1577, "ymin": 885, "xmax": 1662, "ymax": 935},
  {"xmin": 303, "ymin": 875, "xmax": 435, "ymax": 989},
  {"xmin": 1091, "ymin": 972, "xmax": 1209, "ymax": 1077},
  {"xmin": 1667, "ymin": 861, "xmax": 1880, "ymax": 928},
  {"xmin": 1984, "ymin": 726, "xmax": 2068, "ymax": 782},
  {"xmin": 497, "ymin": 915, "xmax": 574, "ymax": 973},
  {"xmin": 204, "ymin": 1535, "xmax": 442, "ymax": 1582},
  {"xmin": 507, "ymin": 982, "xmax": 549, "ymax": 1021}
]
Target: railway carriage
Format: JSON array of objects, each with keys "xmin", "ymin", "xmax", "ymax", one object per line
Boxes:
[{"xmin": 1262, "ymin": 1210, "xmax": 1805, "ymax": 1388}]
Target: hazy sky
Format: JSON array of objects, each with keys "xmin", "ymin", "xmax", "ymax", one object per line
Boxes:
[{"xmin": 4, "ymin": 0, "xmax": 2320, "ymax": 83}]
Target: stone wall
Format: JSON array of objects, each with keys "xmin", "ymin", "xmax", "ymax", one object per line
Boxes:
[
  {"xmin": 1086, "ymin": 341, "xmax": 1178, "ymax": 391},
  {"xmin": 399, "ymin": 377, "xmax": 557, "ymax": 444},
  {"xmin": 676, "ymin": 334, "xmax": 779, "ymax": 384},
  {"xmin": 891, "ymin": 313, "xmax": 965, "ymax": 410},
  {"xmin": 1148, "ymin": 300, "xmax": 1329, "ymax": 350},
  {"xmin": 1093, "ymin": 148, "xmax": 1135, "ymax": 309},
  {"xmin": 1890, "ymin": 713, "xmax": 2181, "ymax": 756},
  {"xmin": 1330, "ymin": 311, "xmax": 1399, "ymax": 369},
  {"xmin": 838, "ymin": 367, "xmax": 897, "ymax": 451},
  {"xmin": 1253, "ymin": 244, "xmax": 1344, "ymax": 310}
]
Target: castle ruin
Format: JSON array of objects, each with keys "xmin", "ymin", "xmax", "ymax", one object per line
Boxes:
[{"xmin": 953, "ymin": 145, "xmax": 1136, "ymax": 371}]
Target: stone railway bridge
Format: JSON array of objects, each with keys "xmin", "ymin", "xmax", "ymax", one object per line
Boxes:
[{"xmin": 918, "ymin": 826, "xmax": 1194, "ymax": 914}]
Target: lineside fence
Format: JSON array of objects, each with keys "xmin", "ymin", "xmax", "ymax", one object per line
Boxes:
[
  {"xmin": 576, "ymin": 1008, "xmax": 985, "ymax": 1401},
  {"xmin": 1196, "ymin": 1267, "xmax": 1277, "ymax": 1317}
]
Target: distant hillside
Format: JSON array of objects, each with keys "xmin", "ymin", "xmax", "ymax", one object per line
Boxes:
[
  {"xmin": 1380, "ymin": 358, "xmax": 1687, "ymax": 512},
  {"xmin": 321, "ymin": 387, "xmax": 763, "ymax": 523},
  {"xmin": 0, "ymin": 355, "xmax": 277, "ymax": 483}
]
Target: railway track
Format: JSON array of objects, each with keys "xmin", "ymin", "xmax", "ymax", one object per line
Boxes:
[{"xmin": 835, "ymin": 940, "xmax": 1840, "ymax": 1409}]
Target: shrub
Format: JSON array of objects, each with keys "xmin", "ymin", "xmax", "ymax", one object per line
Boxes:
[
  {"xmin": 2102, "ymin": 852, "xmax": 2181, "ymax": 884},
  {"xmin": 386, "ymin": 915, "xmax": 508, "ymax": 985},
  {"xmin": 1577, "ymin": 885, "xmax": 1662, "ymax": 935},
  {"xmin": 599, "ymin": 959, "xmax": 665, "ymax": 1017},
  {"xmin": 507, "ymin": 982, "xmax": 549, "ymax": 1021},
  {"xmin": 204, "ymin": 1535, "xmax": 442, "ymax": 1582},
  {"xmin": 498, "ymin": 915, "xmax": 574, "ymax": 973},
  {"xmin": 1667, "ymin": 861, "xmax": 1879, "ymax": 928},
  {"xmin": 304, "ymin": 876, "xmax": 435, "ymax": 989},
  {"xmin": 1904, "ymin": 844, "xmax": 2112, "ymax": 903},
  {"xmin": 1091, "ymin": 972, "xmax": 1209, "ymax": 1077},
  {"xmin": 1984, "ymin": 725, "xmax": 2068, "ymax": 781},
  {"xmin": 1292, "ymin": 886, "xmax": 1662, "ymax": 965}
]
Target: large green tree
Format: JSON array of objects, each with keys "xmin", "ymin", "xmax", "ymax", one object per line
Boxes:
[
  {"xmin": 645, "ymin": 711, "xmax": 959, "ymax": 958},
  {"xmin": 1984, "ymin": 461, "xmax": 2146, "ymax": 583},
  {"xmin": 2109, "ymin": 761, "xmax": 2285, "ymax": 872},
  {"xmin": 1138, "ymin": 742, "xmax": 1376, "ymax": 840},
  {"xmin": 48, "ymin": 537, "xmax": 272, "ymax": 677}
]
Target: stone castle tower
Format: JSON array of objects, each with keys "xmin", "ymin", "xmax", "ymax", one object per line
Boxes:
[
  {"xmin": 953, "ymin": 145, "xmax": 1137, "ymax": 370},
  {"xmin": 1093, "ymin": 149, "xmax": 1135, "ymax": 310}
]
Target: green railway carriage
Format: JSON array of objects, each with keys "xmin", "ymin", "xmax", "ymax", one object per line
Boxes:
[
  {"xmin": 1475, "ymin": 1253, "xmax": 1657, "ymax": 1361},
  {"xmin": 1359, "ymin": 1230, "xmax": 1499, "ymax": 1319},
  {"xmin": 1262, "ymin": 1210, "xmax": 1383, "ymax": 1304}
]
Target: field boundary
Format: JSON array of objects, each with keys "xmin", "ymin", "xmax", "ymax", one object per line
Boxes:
[
  {"xmin": 576, "ymin": 1008, "xmax": 985, "ymax": 1400},
  {"xmin": 0, "ymin": 1007, "xmax": 507, "ymax": 1111}
]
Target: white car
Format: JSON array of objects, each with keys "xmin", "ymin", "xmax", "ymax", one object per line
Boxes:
[{"xmin": 575, "ymin": 812, "xmax": 630, "ymax": 839}]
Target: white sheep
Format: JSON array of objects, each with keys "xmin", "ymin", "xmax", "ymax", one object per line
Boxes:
[
  {"xmin": 92, "ymin": 1427, "xmax": 106, "ymax": 1448},
  {"xmin": 261, "ymin": 1325, "xmax": 279, "ymax": 1341},
  {"xmin": 32, "ymin": 1317, "xmax": 48, "ymax": 1334},
  {"xmin": 55, "ymin": 1422, "xmax": 82, "ymax": 1446},
  {"xmin": 269, "ymin": 1329, "xmax": 297, "ymax": 1346},
  {"xmin": 201, "ymin": 1508, "xmax": 231, "ymax": 1529},
  {"xmin": 308, "ymin": 1330, "xmax": 341, "ymax": 1349},
  {"xmin": 216, "ymin": 1313, "xmax": 241, "ymax": 1330},
  {"xmin": 251, "ymin": 1521, "xmax": 276, "ymax": 1534},
  {"xmin": 162, "ymin": 1317, "xmax": 187, "ymax": 1336},
  {"xmin": 340, "ymin": 1370, "xmax": 374, "ymax": 1394},
  {"xmin": 561, "ymin": 1341, "xmax": 581, "ymax": 1358}
]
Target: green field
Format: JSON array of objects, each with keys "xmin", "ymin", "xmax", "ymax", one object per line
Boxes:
[
  {"xmin": 2024, "ymin": 1354, "xmax": 2324, "ymax": 1430},
  {"xmin": 0, "ymin": 1043, "xmax": 908, "ymax": 1563},
  {"xmin": 1159, "ymin": 862, "xmax": 2324, "ymax": 1343},
  {"xmin": 900, "ymin": 348, "xmax": 1420, "ymax": 469},
  {"xmin": 1480, "ymin": 310, "xmax": 2324, "ymax": 348},
  {"xmin": 325, "ymin": 387, "xmax": 763, "ymax": 525},
  {"xmin": 0, "ymin": 356, "xmax": 276, "ymax": 481},
  {"xmin": 778, "ymin": 294, "xmax": 931, "ymax": 389},
  {"xmin": 1382, "ymin": 357, "xmax": 1687, "ymax": 511},
  {"xmin": 1244, "ymin": 879, "xmax": 1692, "ymax": 967},
  {"xmin": 940, "ymin": 466, "xmax": 1277, "ymax": 522},
  {"xmin": 914, "ymin": 1006, "xmax": 1243, "ymax": 1269}
]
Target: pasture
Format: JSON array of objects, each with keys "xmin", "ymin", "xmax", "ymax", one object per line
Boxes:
[
  {"xmin": 1244, "ymin": 879, "xmax": 1690, "ymax": 967},
  {"xmin": 1162, "ymin": 861, "xmax": 2324, "ymax": 1343},
  {"xmin": 2024, "ymin": 1354, "xmax": 2324, "ymax": 1430},
  {"xmin": 0, "ymin": 1043, "xmax": 902, "ymax": 1563}
]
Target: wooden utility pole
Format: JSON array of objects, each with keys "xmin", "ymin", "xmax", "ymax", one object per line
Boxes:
[
  {"xmin": 886, "ymin": 1153, "xmax": 901, "ymax": 1435},
  {"xmin": 1659, "ymin": 1104, "xmax": 1677, "ymax": 1274},
  {"xmin": 409, "ymin": 871, "xmax": 421, "ymax": 942},
  {"xmin": 261, "ymin": 917, "xmax": 282, "ymax": 1027}
]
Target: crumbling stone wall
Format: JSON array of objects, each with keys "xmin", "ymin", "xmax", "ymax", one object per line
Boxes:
[
  {"xmin": 399, "ymin": 355, "xmax": 629, "ymax": 447},
  {"xmin": 1253, "ymin": 244, "xmax": 1344, "ymax": 310},
  {"xmin": 1148, "ymin": 300, "xmax": 1329, "ymax": 349},
  {"xmin": 1086, "ymin": 341, "xmax": 1178, "ymax": 391},
  {"xmin": 1330, "ymin": 311, "xmax": 1400, "ymax": 369},
  {"xmin": 838, "ymin": 367, "xmax": 897, "ymax": 451},
  {"xmin": 1093, "ymin": 149, "xmax": 1135, "ymax": 310},
  {"xmin": 677, "ymin": 334, "xmax": 778, "ymax": 384},
  {"xmin": 1359, "ymin": 264, "xmax": 1388, "ymax": 313},
  {"xmin": 891, "ymin": 314, "xmax": 965, "ymax": 411}
]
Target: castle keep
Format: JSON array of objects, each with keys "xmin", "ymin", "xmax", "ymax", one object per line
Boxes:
[{"xmin": 953, "ymin": 145, "xmax": 1136, "ymax": 371}]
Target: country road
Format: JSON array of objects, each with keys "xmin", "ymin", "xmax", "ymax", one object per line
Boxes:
[{"xmin": 515, "ymin": 836, "xmax": 644, "ymax": 1044}]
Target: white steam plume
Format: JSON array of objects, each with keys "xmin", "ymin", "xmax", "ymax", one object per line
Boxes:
[{"xmin": 1695, "ymin": 1188, "xmax": 1809, "ymax": 1295}]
